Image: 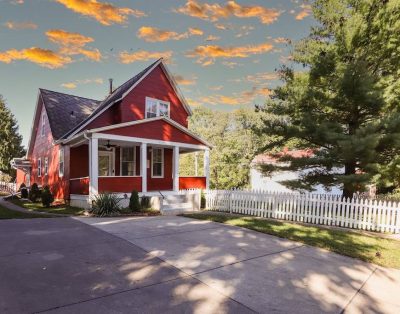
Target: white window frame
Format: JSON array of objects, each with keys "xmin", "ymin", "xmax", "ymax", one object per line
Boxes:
[
  {"xmin": 41, "ymin": 112, "xmax": 45, "ymax": 137},
  {"xmin": 38, "ymin": 158, "xmax": 42, "ymax": 177},
  {"xmin": 59, "ymin": 147, "xmax": 64, "ymax": 177},
  {"xmin": 44, "ymin": 157, "xmax": 48, "ymax": 176},
  {"xmin": 145, "ymin": 97, "xmax": 170, "ymax": 119},
  {"xmin": 151, "ymin": 147, "xmax": 164, "ymax": 178},
  {"xmin": 120, "ymin": 146, "xmax": 136, "ymax": 176}
]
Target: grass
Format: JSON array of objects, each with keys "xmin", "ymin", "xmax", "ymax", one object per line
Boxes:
[
  {"xmin": 181, "ymin": 211, "xmax": 400, "ymax": 269},
  {"xmin": 0, "ymin": 204, "xmax": 51, "ymax": 219},
  {"xmin": 10, "ymin": 198, "xmax": 86, "ymax": 216}
]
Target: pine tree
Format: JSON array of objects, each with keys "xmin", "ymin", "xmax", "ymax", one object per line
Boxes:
[
  {"xmin": 0, "ymin": 95, "xmax": 25, "ymax": 177},
  {"xmin": 258, "ymin": 0, "xmax": 400, "ymax": 198}
]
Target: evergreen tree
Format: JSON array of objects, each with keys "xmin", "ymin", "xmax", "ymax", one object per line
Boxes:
[
  {"xmin": 0, "ymin": 95, "xmax": 25, "ymax": 177},
  {"xmin": 257, "ymin": 0, "xmax": 400, "ymax": 198}
]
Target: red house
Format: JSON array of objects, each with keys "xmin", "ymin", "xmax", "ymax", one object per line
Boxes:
[{"xmin": 12, "ymin": 59, "xmax": 211, "ymax": 207}]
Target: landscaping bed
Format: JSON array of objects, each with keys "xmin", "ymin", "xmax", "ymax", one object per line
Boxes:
[
  {"xmin": 9, "ymin": 198, "xmax": 85, "ymax": 216},
  {"xmin": 181, "ymin": 211, "xmax": 400, "ymax": 269},
  {"xmin": 0, "ymin": 204, "xmax": 51, "ymax": 219}
]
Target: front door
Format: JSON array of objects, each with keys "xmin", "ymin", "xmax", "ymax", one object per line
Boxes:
[{"xmin": 98, "ymin": 151, "xmax": 113, "ymax": 176}]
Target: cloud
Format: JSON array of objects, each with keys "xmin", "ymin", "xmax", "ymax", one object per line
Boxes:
[
  {"xmin": 173, "ymin": 75, "xmax": 197, "ymax": 86},
  {"xmin": 205, "ymin": 35, "xmax": 220, "ymax": 42},
  {"xmin": 46, "ymin": 29, "xmax": 102, "ymax": 61},
  {"xmin": 243, "ymin": 72, "xmax": 278, "ymax": 84},
  {"xmin": 198, "ymin": 86, "xmax": 271, "ymax": 106},
  {"xmin": 273, "ymin": 37, "xmax": 289, "ymax": 44},
  {"xmin": 4, "ymin": 21, "xmax": 38, "ymax": 30},
  {"xmin": 222, "ymin": 61, "xmax": 241, "ymax": 68},
  {"xmin": 55, "ymin": 0, "xmax": 146, "ymax": 25},
  {"xmin": 176, "ymin": 0, "xmax": 281, "ymax": 24},
  {"xmin": 199, "ymin": 94, "xmax": 241, "ymax": 105},
  {"xmin": 61, "ymin": 77, "xmax": 103, "ymax": 89},
  {"xmin": 137, "ymin": 26, "xmax": 203, "ymax": 42},
  {"xmin": 119, "ymin": 50, "xmax": 173, "ymax": 64},
  {"xmin": 0, "ymin": 47, "xmax": 72, "ymax": 68},
  {"xmin": 209, "ymin": 85, "xmax": 223, "ymax": 91},
  {"xmin": 295, "ymin": 4, "xmax": 312, "ymax": 20},
  {"xmin": 235, "ymin": 25, "xmax": 254, "ymax": 38},
  {"xmin": 186, "ymin": 42, "xmax": 274, "ymax": 66}
]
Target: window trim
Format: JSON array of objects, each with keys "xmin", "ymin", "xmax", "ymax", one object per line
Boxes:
[
  {"xmin": 41, "ymin": 112, "xmax": 45, "ymax": 137},
  {"xmin": 44, "ymin": 157, "xmax": 48, "ymax": 176},
  {"xmin": 120, "ymin": 146, "xmax": 137, "ymax": 177},
  {"xmin": 151, "ymin": 147, "xmax": 164, "ymax": 178},
  {"xmin": 59, "ymin": 147, "xmax": 64, "ymax": 177},
  {"xmin": 145, "ymin": 97, "xmax": 170, "ymax": 119},
  {"xmin": 38, "ymin": 158, "xmax": 42, "ymax": 177}
]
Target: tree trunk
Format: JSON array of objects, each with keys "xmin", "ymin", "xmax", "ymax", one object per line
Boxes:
[{"xmin": 343, "ymin": 161, "xmax": 356, "ymax": 199}]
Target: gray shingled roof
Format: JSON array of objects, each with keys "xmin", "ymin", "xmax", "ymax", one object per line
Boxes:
[{"xmin": 40, "ymin": 89, "xmax": 100, "ymax": 140}]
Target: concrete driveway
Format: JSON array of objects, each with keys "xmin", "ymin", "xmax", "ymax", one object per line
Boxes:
[{"xmin": 0, "ymin": 216, "xmax": 399, "ymax": 313}]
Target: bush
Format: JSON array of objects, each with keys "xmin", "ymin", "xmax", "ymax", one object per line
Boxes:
[
  {"xmin": 91, "ymin": 193, "xmax": 120, "ymax": 217},
  {"xmin": 141, "ymin": 196, "xmax": 151, "ymax": 209},
  {"xmin": 20, "ymin": 183, "xmax": 28, "ymax": 199},
  {"xmin": 129, "ymin": 190, "xmax": 141, "ymax": 212},
  {"xmin": 29, "ymin": 183, "xmax": 41, "ymax": 202},
  {"xmin": 201, "ymin": 191, "xmax": 206, "ymax": 209},
  {"xmin": 41, "ymin": 185, "xmax": 54, "ymax": 207}
]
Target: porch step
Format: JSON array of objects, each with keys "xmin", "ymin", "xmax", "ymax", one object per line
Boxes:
[{"xmin": 161, "ymin": 202, "xmax": 196, "ymax": 215}]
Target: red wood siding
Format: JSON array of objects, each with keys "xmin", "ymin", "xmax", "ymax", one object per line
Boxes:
[
  {"xmin": 100, "ymin": 120, "xmax": 204, "ymax": 145},
  {"xmin": 85, "ymin": 64, "xmax": 189, "ymax": 131},
  {"xmin": 70, "ymin": 177, "xmax": 89, "ymax": 195},
  {"xmin": 179, "ymin": 177, "xmax": 206, "ymax": 190},
  {"xmin": 70, "ymin": 145, "xmax": 89, "ymax": 178},
  {"xmin": 98, "ymin": 177, "xmax": 142, "ymax": 193},
  {"xmin": 28, "ymin": 103, "xmax": 69, "ymax": 200},
  {"xmin": 16, "ymin": 169, "xmax": 26, "ymax": 189},
  {"xmin": 147, "ymin": 148, "xmax": 173, "ymax": 191}
]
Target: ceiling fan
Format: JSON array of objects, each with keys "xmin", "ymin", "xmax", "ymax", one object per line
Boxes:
[{"xmin": 105, "ymin": 140, "xmax": 117, "ymax": 151}]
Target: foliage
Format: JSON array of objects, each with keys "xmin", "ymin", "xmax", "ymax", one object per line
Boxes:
[
  {"xmin": 183, "ymin": 212, "xmax": 400, "ymax": 269},
  {"xmin": 257, "ymin": 0, "xmax": 400, "ymax": 197},
  {"xmin": 28, "ymin": 183, "xmax": 41, "ymax": 202},
  {"xmin": 91, "ymin": 193, "xmax": 120, "ymax": 217},
  {"xmin": 41, "ymin": 185, "xmax": 54, "ymax": 207},
  {"xmin": 19, "ymin": 183, "xmax": 28, "ymax": 199},
  {"xmin": 129, "ymin": 190, "xmax": 141, "ymax": 212},
  {"xmin": 0, "ymin": 95, "xmax": 25, "ymax": 177},
  {"xmin": 180, "ymin": 107, "xmax": 268, "ymax": 189},
  {"xmin": 140, "ymin": 196, "xmax": 151, "ymax": 209}
]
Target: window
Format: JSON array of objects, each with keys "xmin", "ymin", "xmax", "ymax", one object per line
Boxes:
[
  {"xmin": 59, "ymin": 148, "xmax": 64, "ymax": 177},
  {"xmin": 151, "ymin": 148, "xmax": 163, "ymax": 178},
  {"xmin": 121, "ymin": 147, "xmax": 136, "ymax": 176},
  {"xmin": 38, "ymin": 158, "xmax": 42, "ymax": 177},
  {"xmin": 41, "ymin": 112, "xmax": 45, "ymax": 137},
  {"xmin": 145, "ymin": 97, "xmax": 170, "ymax": 119},
  {"xmin": 44, "ymin": 157, "xmax": 48, "ymax": 176}
]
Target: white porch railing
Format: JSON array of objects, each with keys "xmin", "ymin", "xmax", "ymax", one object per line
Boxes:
[
  {"xmin": 0, "ymin": 181, "xmax": 17, "ymax": 194},
  {"xmin": 205, "ymin": 189, "xmax": 400, "ymax": 234}
]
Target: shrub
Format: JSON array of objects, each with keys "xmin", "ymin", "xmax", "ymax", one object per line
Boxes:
[
  {"xmin": 141, "ymin": 196, "xmax": 151, "ymax": 209},
  {"xmin": 41, "ymin": 185, "xmax": 54, "ymax": 207},
  {"xmin": 129, "ymin": 190, "xmax": 141, "ymax": 212},
  {"xmin": 20, "ymin": 183, "xmax": 28, "ymax": 199},
  {"xmin": 91, "ymin": 193, "xmax": 120, "ymax": 217},
  {"xmin": 201, "ymin": 191, "xmax": 206, "ymax": 209},
  {"xmin": 29, "ymin": 183, "xmax": 41, "ymax": 202}
]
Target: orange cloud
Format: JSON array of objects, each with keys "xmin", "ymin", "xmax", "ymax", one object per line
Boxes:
[
  {"xmin": 4, "ymin": 21, "xmax": 38, "ymax": 30},
  {"xmin": 119, "ymin": 50, "xmax": 173, "ymax": 64},
  {"xmin": 0, "ymin": 47, "xmax": 72, "ymax": 68},
  {"xmin": 176, "ymin": 0, "xmax": 281, "ymax": 24},
  {"xmin": 61, "ymin": 77, "xmax": 103, "ymax": 89},
  {"xmin": 137, "ymin": 26, "xmax": 203, "ymax": 42},
  {"xmin": 205, "ymin": 35, "xmax": 220, "ymax": 42},
  {"xmin": 198, "ymin": 86, "xmax": 271, "ymax": 106},
  {"xmin": 273, "ymin": 37, "xmax": 289, "ymax": 44},
  {"xmin": 55, "ymin": 0, "xmax": 146, "ymax": 25},
  {"xmin": 186, "ymin": 42, "xmax": 274, "ymax": 66},
  {"xmin": 46, "ymin": 29, "xmax": 102, "ymax": 61},
  {"xmin": 173, "ymin": 75, "xmax": 197, "ymax": 86},
  {"xmin": 243, "ymin": 72, "xmax": 278, "ymax": 84},
  {"xmin": 295, "ymin": 4, "xmax": 312, "ymax": 20}
]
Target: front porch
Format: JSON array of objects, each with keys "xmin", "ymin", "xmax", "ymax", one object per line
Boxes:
[{"xmin": 69, "ymin": 133, "xmax": 210, "ymax": 198}]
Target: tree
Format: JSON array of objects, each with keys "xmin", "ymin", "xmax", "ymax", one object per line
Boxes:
[
  {"xmin": 257, "ymin": 0, "xmax": 400, "ymax": 197},
  {"xmin": 0, "ymin": 95, "xmax": 25, "ymax": 177},
  {"xmin": 180, "ymin": 107, "xmax": 267, "ymax": 189}
]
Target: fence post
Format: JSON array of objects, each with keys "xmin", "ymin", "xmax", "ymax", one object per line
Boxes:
[{"xmin": 229, "ymin": 190, "xmax": 233, "ymax": 214}]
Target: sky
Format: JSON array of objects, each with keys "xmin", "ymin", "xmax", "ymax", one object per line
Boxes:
[{"xmin": 0, "ymin": 0, "xmax": 315, "ymax": 146}]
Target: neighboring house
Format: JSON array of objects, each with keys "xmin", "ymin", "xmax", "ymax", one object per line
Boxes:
[
  {"xmin": 250, "ymin": 149, "xmax": 343, "ymax": 194},
  {"xmin": 11, "ymin": 59, "xmax": 211, "ymax": 206}
]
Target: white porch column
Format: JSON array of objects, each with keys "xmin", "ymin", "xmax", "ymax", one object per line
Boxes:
[
  {"xmin": 173, "ymin": 146, "xmax": 180, "ymax": 192},
  {"xmin": 140, "ymin": 143, "xmax": 147, "ymax": 193},
  {"xmin": 204, "ymin": 149, "xmax": 210, "ymax": 190},
  {"xmin": 89, "ymin": 137, "xmax": 98, "ymax": 197}
]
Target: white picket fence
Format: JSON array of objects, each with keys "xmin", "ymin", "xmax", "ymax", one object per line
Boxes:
[{"xmin": 205, "ymin": 190, "xmax": 400, "ymax": 234}]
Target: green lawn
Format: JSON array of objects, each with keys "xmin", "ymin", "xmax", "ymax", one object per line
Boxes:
[
  {"xmin": 182, "ymin": 212, "xmax": 400, "ymax": 269},
  {"xmin": 10, "ymin": 198, "xmax": 86, "ymax": 216},
  {"xmin": 0, "ymin": 204, "xmax": 51, "ymax": 219}
]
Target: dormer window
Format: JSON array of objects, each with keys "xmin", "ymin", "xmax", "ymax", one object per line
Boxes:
[
  {"xmin": 41, "ymin": 112, "xmax": 45, "ymax": 137},
  {"xmin": 145, "ymin": 97, "xmax": 170, "ymax": 119}
]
